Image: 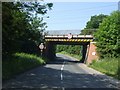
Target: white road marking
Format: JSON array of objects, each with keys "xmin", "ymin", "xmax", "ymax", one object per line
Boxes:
[
  {"xmin": 61, "ymin": 73, "xmax": 63, "ymax": 80},
  {"xmin": 62, "ymin": 87, "xmax": 65, "ymax": 90},
  {"xmin": 60, "ymin": 61, "xmax": 65, "ymax": 80},
  {"xmin": 61, "ymin": 65, "xmax": 64, "ymax": 70},
  {"xmin": 61, "ymin": 67, "xmax": 63, "ymax": 70}
]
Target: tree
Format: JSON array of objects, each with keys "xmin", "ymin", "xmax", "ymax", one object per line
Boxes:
[
  {"xmin": 2, "ymin": 2, "xmax": 25, "ymax": 55},
  {"xmin": 94, "ymin": 11, "xmax": 120, "ymax": 58},
  {"xmin": 56, "ymin": 45, "xmax": 81, "ymax": 56},
  {"xmin": 2, "ymin": 2, "xmax": 53, "ymax": 56},
  {"xmin": 80, "ymin": 29, "xmax": 98, "ymax": 35},
  {"xmin": 80, "ymin": 14, "xmax": 108, "ymax": 35}
]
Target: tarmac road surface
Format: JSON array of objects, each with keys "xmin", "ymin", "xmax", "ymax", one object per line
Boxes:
[{"xmin": 2, "ymin": 54, "xmax": 120, "ymax": 89}]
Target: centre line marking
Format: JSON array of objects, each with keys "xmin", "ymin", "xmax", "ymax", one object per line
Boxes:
[
  {"xmin": 61, "ymin": 73, "xmax": 63, "ymax": 80},
  {"xmin": 60, "ymin": 61, "xmax": 65, "ymax": 80}
]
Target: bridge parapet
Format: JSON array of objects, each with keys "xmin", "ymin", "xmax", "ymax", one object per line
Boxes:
[
  {"xmin": 45, "ymin": 35, "xmax": 93, "ymax": 38},
  {"xmin": 45, "ymin": 35, "xmax": 93, "ymax": 42}
]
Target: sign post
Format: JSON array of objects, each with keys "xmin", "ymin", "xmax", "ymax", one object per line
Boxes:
[{"xmin": 39, "ymin": 43, "xmax": 44, "ymax": 56}]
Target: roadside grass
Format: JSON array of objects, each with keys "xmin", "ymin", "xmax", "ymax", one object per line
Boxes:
[
  {"xmin": 3, "ymin": 52, "xmax": 46, "ymax": 80},
  {"xmin": 89, "ymin": 58, "xmax": 120, "ymax": 80},
  {"xmin": 57, "ymin": 51, "xmax": 82, "ymax": 61}
]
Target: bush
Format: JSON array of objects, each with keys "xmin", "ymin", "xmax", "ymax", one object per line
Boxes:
[
  {"xmin": 94, "ymin": 11, "xmax": 120, "ymax": 58},
  {"xmin": 20, "ymin": 40, "xmax": 40, "ymax": 55}
]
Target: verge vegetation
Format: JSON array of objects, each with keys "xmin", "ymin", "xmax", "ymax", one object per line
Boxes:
[
  {"xmin": 89, "ymin": 57, "xmax": 120, "ymax": 80},
  {"xmin": 3, "ymin": 53, "xmax": 46, "ymax": 80}
]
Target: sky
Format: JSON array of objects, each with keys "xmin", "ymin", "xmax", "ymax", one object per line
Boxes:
[{"xmin": 43, "ymin": 2, "xmax": 118, "ymax": 31}]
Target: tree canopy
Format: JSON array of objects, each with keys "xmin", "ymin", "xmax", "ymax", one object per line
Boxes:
[
  {"xmin": 94, "ymin": 11, "xmax": 120, "ymax": 58},
  {"xmin": 2, "ymin": 2, "xmax": 53, "ymax": 56},
  {"xmin": 80, "ymin": 14, "xmax": 108, "ymax": 35}
]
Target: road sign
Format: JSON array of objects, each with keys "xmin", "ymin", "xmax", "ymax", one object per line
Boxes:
[
  {"xmin": 68, "ymin": 33, "xmax": 72, "ymax": 39},
  {"xmin": 92, "ymin": 52, "xmax": 96, "ymax": 55},
  {"xmin": 39, "ymin": 43, "xmax": 44, "ymax": 50}
]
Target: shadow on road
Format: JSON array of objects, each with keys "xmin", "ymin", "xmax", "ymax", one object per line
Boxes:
[
  {"xmin": 2, "ymin": 59, "xmax": 118, "ymax": 89},
  {"xmin": 47, "ymin": 56, "xmax": 81, "ymax": 65}
]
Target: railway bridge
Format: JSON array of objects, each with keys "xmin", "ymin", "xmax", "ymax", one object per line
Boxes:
[{"xmin": 42, "ymin": 34, "xmax": 98, "ymax": 64}]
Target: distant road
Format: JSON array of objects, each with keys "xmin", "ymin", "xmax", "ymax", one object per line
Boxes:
[{"xmin": 3, "ymin": 54, "xmax": 119, "ymax": 89}]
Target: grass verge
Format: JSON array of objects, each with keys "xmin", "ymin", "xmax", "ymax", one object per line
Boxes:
[
  {"xmin": 89, "ymin": 58, "xmax": 120, "ymax": 80},
  {"xmin": 3, "ymin": 52, "xmax": 46, "ymax": 80},
  {"xmin": 57, "ymin": 51, "xmax": 82, "ymax": 61}
]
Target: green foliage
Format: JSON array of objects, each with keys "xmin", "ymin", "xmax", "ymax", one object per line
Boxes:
[
  {"xmin": 80, "ymin": 14, "xmax": 108, "ymax": 35},
  {"xmin": 56, "ymin": 45, "xmax": 82, "ymax": 60},
  {"xmin": 2, "ymin": 2, "xmax": 53, "ymax": 57},
  {"xmin": 91, "ymin": 60, "xmax": 97, "ymax": 64},
  {"xmin": 94, "ymin": 11, "xmax": 120, "ymax": 58},
  {"xmin": 20, "ymin": 40, "xmax": 40, "ymax": 55},
  {"xmin": 86, "ymin": 14, "xmax": 108, "ymax": 29},
  {"xmin": 56, "ymin": 45, "xmax": 81, "ymax": 55},
  {"xmin": 80, "ymin": 29, "xmax": 98, "ymax": 35},
  {"xmin": 3, "ymin": 52, "xmax": 45, "ymax": 80},
  {"xmin": 59, "ymin": 51, "xmax": 82, "ymax": 60},
  {"xmin": 89, "ymin": 58, "xmax": 119, "ymax": 80}
]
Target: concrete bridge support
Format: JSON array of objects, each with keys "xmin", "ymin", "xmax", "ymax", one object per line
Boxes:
[{"xmin": 86, "ymin": 42, "xmax": 98, "ymax": 64}]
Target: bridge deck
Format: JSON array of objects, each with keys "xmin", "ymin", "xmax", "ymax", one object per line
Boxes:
[
  {"xmin": 45, "ymin": 35, "xmax": 93, "ymax": 42},
  {"xmin": 45, "ymin": 35, "xmax": 93, "ymax": 39}
]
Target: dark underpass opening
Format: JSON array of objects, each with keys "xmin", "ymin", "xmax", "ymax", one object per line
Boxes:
[{"xmin": 44, "ymin": 41, "xmax": 89, "ymax": 63}]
